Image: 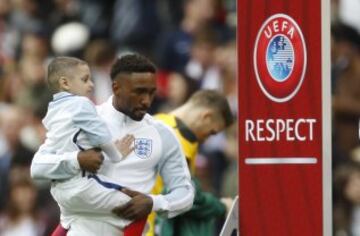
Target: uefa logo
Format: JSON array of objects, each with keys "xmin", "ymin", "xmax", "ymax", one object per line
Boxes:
[{"xmin": 253, "ymin": 14, "xmax": 307, "ymax": 103}]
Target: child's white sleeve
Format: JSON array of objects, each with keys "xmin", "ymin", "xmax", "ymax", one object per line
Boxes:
[
  {"xmin": 72, "ymin": 98, "xmax": 123, "ymax": 162},
  {"xmin": 31, "ymin": 145, "xmax": 80, "ymax": 180}
]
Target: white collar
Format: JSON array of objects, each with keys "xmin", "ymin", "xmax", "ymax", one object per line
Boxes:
[
  {"xmin": 104, "ymin": 96, "xmax": 144, "ymax": 125},
  {"xmin": 52, "ymin": 91, "xmax": 74, "ymax": 101}
]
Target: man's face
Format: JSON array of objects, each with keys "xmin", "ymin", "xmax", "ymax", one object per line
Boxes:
[
  {"xmin": 112, "ymin": 72, "xmax": 157, "ymax": 121},
  {"xmin": 67, "ymin": 64, "xmax": 94, "ymax": 98}
]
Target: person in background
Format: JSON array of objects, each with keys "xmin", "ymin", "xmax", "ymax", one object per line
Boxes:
[
  {"xmin": 334, "ymin": 161, "xmax": 360, "ymax": 236},
  {"xmin": 84, "ymin": 39, "xmax": 116, "ymax": 104},
  {"xmin": 147, "ymin": 89, "xmax": 234, "ymax": 236},
  {"xmin": 0, "ymin": 176, "xmax": 45, "ymax": 236}
]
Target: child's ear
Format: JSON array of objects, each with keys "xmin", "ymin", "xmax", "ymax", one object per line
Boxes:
[{"xmin": 59, "ymin": 77, "xmax": 70, "ymax": 91}]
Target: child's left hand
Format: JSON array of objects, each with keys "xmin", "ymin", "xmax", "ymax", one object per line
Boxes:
[{"xmin": 115, "ymin": 134, "xmax": 135, "ymax": 158}]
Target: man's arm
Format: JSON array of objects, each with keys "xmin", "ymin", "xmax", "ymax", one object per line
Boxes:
[
  {"xmin": 180, "ymin": 177, "xmax": 226, "ymax": 219},
  {"xmin": 30, "ymin": 146, "xmax": 103, "ymax": 180},
  {"xmin": 150, "ymin": 123, "xmax": 195, "ymax": 218},
  {"xmin": 111, "ymin": 123, "xmax": 194, "ymax": 221}
]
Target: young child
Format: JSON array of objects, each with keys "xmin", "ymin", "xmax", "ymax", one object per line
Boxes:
[{"xmin": 31, "ymin": 57, "xmax": 144, "ymax": 235}]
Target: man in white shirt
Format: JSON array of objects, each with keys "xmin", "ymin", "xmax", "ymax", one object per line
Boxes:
[{"xmin": 31, "ymin": 54, "xmax": 194, "ymax": 236}]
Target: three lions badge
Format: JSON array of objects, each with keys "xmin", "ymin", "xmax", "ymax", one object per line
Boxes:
[{"xmin": 134, "ymin": 138, "xmax": 152, "ymax": 159}]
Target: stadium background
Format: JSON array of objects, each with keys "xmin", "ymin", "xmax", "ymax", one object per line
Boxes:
[{"xmin": 0, "ymin": 0, "xmax": 359, "ymax": 235}]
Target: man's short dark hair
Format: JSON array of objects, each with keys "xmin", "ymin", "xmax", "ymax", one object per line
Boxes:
[
  {"xmin": 110, "ymin": 53, "xmax": 157, "ymax": 80},
  {"xmin": 47, "ymin": 57, "xmax": 87, "ymax": 93},
  {"xmin": 188, "ymin": 89, "xmax": 234, "ymax": 127}
]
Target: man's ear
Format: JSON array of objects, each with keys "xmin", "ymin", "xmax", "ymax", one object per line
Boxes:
[
  {"xmin": 59, "ymin": 77, "xmax": 70, "ymax": 91},
  {"xmin": 201, "ymin": 109, "xmax": 214, "ymax": 124},
  {"xmin": 112, "ymin": 80, "xmax": 120, "ymax": 95}
]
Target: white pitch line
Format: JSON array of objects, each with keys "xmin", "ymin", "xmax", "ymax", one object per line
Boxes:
[{"xmin": 245, "ymin": 157, "xmax": 317, "ymax": 165}]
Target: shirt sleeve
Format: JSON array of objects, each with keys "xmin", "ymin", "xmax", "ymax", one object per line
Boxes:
[
  {"xmin": 72, "ymin": 98, "xmax": 112, "ymax": 147},
  {"xmin": 30, "ymin": 144, "xmax": 80, "ymax": 181},
  {"xmin": 180, "ymin": 178, "xmax": 226, "ymax": 219},
  {"xmin": 150, "ymin": 123, "xmax": 195, "ymax": 218}
]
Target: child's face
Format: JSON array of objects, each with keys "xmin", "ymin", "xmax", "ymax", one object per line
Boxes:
[{"xmin": 67, "ymin": 64, "xmax": 94, "ymax": 98}]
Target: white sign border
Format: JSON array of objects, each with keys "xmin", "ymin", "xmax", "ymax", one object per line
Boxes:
[{"xmin": 322, "ymin": 0, "xmax": 332, "ymax": 235}]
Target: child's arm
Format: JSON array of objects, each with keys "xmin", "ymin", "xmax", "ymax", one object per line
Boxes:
[
  {"xmin": 31, "ymin": 146, "xmax": 103, "ymax": 180},
  {"xmin": 114, "ymin": 134, "xmax": 135, "ymax": 158},
  {"xmin": 72, "ymin": 98, "xmax": 125, "ymax": 162}
]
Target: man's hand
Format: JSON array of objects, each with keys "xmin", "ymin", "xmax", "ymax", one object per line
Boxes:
[
  {"xmin": 220, "ymin": 197, "xmax": 234, "ymax": 214},
  {"xmin": 77, "ymin": 148, "xmax": 104, "ymax": 173},
  {"xmin": 112, "ymin": 188, "xmax": 153, "ymax": 220},
  {"xmin": 115, "ymin": 134, "xmax": 135, "ymax": 158}
]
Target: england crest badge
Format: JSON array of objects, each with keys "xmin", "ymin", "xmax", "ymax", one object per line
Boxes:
[
  {"xmin": 254, "ymin": 14, "xmax": 307, "ymax": 103},
  {"xmin": 134, "ymin": 138, "xmax": 152, "ymax": 159}
]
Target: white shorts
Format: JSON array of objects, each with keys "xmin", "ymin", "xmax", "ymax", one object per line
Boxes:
[{"xmin": 50, "ymin": 174, "xmax": 131, "ymax": 230}]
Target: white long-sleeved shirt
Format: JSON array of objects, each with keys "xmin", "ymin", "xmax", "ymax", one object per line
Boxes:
[{"xmin": 31, "ymin": 96, "xmax": 194, "ymax": 217}]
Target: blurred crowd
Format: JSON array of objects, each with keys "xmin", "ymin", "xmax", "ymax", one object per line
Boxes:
[
  {"xmin": 0, "ymin": 0, "xmax": 237, "ymax": 235},
  {"xmin": 332, "ymin": 0, "xmax": 360, "ymax": 235}
]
